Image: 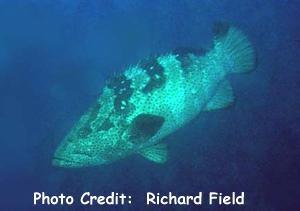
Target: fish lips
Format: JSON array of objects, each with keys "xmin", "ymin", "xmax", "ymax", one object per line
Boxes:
[{"xmin": 52, "ymin": 152, "xmax": 93, "ymax": 168}]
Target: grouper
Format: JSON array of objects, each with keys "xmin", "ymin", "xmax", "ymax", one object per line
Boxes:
[{"xmin": 52, "ymin": 23, "xmax": 255, "ymax": 168}]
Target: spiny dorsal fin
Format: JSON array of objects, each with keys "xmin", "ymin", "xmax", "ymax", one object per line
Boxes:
[
  {"xmin": 173, "ymin": 47, "xmax": 207, "ymax": 57},
  {"xmin": 205, "ymin": 80, "xmax": 234, "ymax": 111},
  {"xmin": 139, "ymin": 144, "xmax": 168, "ymax": 164},
  {"xmin": 212, "ymin": 21, "xmax": 230, "ymax": 40}
]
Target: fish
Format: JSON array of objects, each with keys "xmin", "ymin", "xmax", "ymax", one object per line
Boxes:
[{"xmin": 52, "ymin": 23, "xmax": 256, "ymax": 168}]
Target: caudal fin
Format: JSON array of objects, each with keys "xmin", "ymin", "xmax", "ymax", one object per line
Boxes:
[{"xmin": 213, "ymin": 22, "xmax": 256, "ymax": 73}]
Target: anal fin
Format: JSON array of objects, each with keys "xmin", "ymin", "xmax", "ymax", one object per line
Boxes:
[
  {"xmin": 139, "ymin": 144, "xmax": 168, "ymax": 164},
  {"xmin": 205, "ymin": 80, "xmax": 234, "ymax": 111}
]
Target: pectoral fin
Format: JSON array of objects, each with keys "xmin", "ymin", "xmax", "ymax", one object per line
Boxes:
[
  {"xmin": 205, "ymin": 80, "xmax": 234, "ymax": 111},
  {"xmin": 129, "ymin": 114, "xmax": 165, "ymax": 144},
  {"xmin": 139, "ymin": 144, "xmax": 168, "ymax": 164}
]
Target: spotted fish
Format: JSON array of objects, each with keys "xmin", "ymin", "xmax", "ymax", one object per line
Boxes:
[{"xmin": 53, "ymin": 23, "xmax": 255, "ymax": 167}]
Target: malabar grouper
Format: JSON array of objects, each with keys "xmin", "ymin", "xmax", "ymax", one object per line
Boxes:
[{"xmin": 52, "ymin": 23, "xmax": 256, "ymax": 168}]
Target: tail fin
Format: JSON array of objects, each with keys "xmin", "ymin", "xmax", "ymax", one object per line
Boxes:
[{"xmin": 213, "ymin": 23, "xmax": 255, "ymax": 73}]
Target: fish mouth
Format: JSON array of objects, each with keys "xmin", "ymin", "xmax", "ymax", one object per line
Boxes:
[
  {"xmin": 52, "ymin": 157, "xmax": 81, "ymax": 167},
  {"xmin": 52, "ymin": 154, "xmax": 91, "ymax": 168}
]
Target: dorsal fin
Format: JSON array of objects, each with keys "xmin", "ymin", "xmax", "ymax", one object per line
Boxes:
[
  {"xmin": 173, "ymin": 47, "xmax": 207, "ymax": 70},
  {"xmin": 173, "ymin": 47, "xmax": 206, "ymax": 57},
  {"xmin": 212, "ymin": 21, "xmax": 230, "ymax": 40}
]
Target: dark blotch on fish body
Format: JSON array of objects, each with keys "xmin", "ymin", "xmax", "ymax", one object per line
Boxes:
[
  {"xmin": 108, "ymin": 74, "xmax": 133, "ymax": 114},
  {"xmin": 140, "ymin": 56, "xmax": 166, "ymax": 93},
  {"xmin": 78, "ymin": 125, "xmax": 92, "ymax": 138},
  {"xmin": 97, "ymin": 118, "xmax": 114, "ymax": 131},
  {"xmin": 78, "ymin": 103, "xmax": 101, "ymax": 138},
  {"xmin": 173, "ymin": 47, "xmax": 206, "ymax": 71}
]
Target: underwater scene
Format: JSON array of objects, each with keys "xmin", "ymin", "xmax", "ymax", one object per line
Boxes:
[{"xmin": 0, "ymin": 0, "xmax": 299, "ymax": 210}]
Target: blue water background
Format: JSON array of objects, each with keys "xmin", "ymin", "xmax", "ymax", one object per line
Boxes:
[{"xmin": 0, "ymin": 0, "xmax": 299, "ymax": 210}]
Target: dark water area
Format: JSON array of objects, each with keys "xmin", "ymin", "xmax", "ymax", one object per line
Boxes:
[{"xmin": 0, "ymin": 0, "xmax": 299, "ymax": 210}]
